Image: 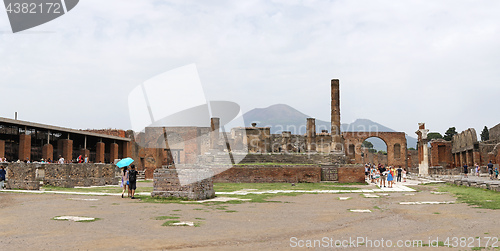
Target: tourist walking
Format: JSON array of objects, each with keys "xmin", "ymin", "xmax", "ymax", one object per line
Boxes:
[
  {"xmin": 365, "ymin": 164, "xmax": 369, "ymax": 180},
  {"xmin": 488, "ymin": 161, "xmax": 494, "ymax": 180},
  {"xmin": 121, "ymin": 166, "xmax": 129, "ymax": 198},
  {"xmin": 387, "ymin": 168, "xmax": 394, "ymax": 188},
  {"xmin": 128, "ymin": 165, "xmax": 138, "ymax": 199},
  {"xmin": 463, "ymin": 164, "xmax": 468, "ymax": 178},
  {"xmin": 494, "ymin": 168, "xmax": 499, "ymax": 179},
  {"xmin": 0, "ymin": 165, "xmax": 6, "ymax": 190},
  {"xmin": 397, "ymin": 166, "xmax": 402, "ymax": 182},
  {"xmin": 475, "ymin": 163, "xmax": 480, "ymax": 176},
  {"xmin": 402, "ymin": 168, "xmax": 407, "ymax": 182},
  {"xmin": 378, "ymin": 165, "xmax": 387, "ymax": 187}
]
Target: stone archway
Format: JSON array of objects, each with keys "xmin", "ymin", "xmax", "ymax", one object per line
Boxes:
[{"xmin": 343, "ymin": 132, "xmax": 407, "ymax": 167}]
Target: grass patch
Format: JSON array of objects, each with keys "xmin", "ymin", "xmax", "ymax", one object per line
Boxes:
[
  {"xmin": 138, "ymin": 180, "xmax": 153, "ymax": 183},
  {"xmin": 436, "ymin": 184, "xmax": 500, "ymax": 209},
  {"xmin": 195, "ymin": 217, "xmax": 205, "ymax": 220},
  {"xmin": 170, "ymin": 214, "xmax": 181, "ymax": 216},
  {"xmin": 373, "ymin": 206, "xmax": 381, "ymax": 210},
  {"xmin": 154, "ymin": 216, "xmax": 180, "ymax": 220},
  {"xmin": 111, "ymin": 203, "xmax": 119, "ymax": 205},
  {"xmin": 172, "ymin": 209, "xmax": 182, "ymax": 212},
  {"xmin": 225, "ymin": 210, "xmax": 237, "ymax": 213},
  {"xmin": 193, "ymin": 208, "xmax": 204, "ymax": 211},
  {"xmin": 433, "ymin": 212, "xmax": 440, "ymax": 214}
]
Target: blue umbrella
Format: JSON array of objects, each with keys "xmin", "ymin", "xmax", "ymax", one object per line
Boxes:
[{"xmin": 116, "ymin": 157, "xmax": 134, "ymax": 168}]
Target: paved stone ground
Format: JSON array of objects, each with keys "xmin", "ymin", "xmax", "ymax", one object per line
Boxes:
[{"xmin": 1, "ymin": 181, "xmax": 500, "ymax": 250}]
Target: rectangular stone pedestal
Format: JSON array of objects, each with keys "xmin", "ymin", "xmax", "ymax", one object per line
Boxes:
[{"xmin": 152, "ymin": 167, "xmax": 215, "ymax": 200}]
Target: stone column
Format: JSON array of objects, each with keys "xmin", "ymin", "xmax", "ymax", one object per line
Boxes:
[
  {"xmin": 415, "ymin": 123, "xmax": 429, "ymax": 176},
  {"xmin": 0, "ymin": 140, "xmax": 5, "ymax": 158},
  {"xmin": 96, "ymin": 142, "xmax": 105, "ymax": 163},
  {"xmin": 306, "ymin": 118, "xmax": 316, "ymax": 152},
  {"xmin": 42, "ymin": 144, "xmax": 53, "ymax": 161},
  {"xmin": 331, "ymin": 79, "xmax": 343, "ymax": 152},
  {"xmin": 19, "ymin": 134, "xmax": 31, "ymax": 161},
  {"xmin": 281, "ymin": 131, "xmax": 291, "ymax": 153},
  {"xmin": 61, "ymin": 139, "xmax": 73, "ymax": 162},
  {"xmin": 210, "ymin": 117, "xmax": 220, "ymax": 150},
  {"xmin": 110, "ymin": 143, "xmax": 119, "ymax": 163},
  {"xmin": 122, "ymin": 141, "xmax": 130, "ymax": 158}
]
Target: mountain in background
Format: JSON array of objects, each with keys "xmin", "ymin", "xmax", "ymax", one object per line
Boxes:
[{"xmin": 242, "ymin": 104, "xmax": 417, "ymax": 151}]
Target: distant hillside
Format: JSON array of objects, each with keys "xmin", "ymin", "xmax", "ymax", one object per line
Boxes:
[{"xmin": 242, "ymin": 104, "xmax": 417, "ymax": 151}]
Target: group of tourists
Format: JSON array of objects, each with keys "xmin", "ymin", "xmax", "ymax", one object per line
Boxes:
[
  {"xmin": 365, "ymin": 163, "xmax": 406, "ymax": 188},
  {"xmin": 462, "ymin": 161, "xmax": 499, "ymax": 180},
  {"xmin": 120, "ymin": 164, "xmax": 138, "ymax": 199}
]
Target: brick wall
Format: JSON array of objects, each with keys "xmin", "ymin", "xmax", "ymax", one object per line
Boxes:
[
  {"xmin": 213, "ymin": 166, "xmax": 322, "ymax": 183},
  {"xmin": 83, "ymin": 129, "xmax": 127, "ymax": 138},
  {"xmin": 337, "ymin": 166, "xmax": 365, "ymax": 183}
]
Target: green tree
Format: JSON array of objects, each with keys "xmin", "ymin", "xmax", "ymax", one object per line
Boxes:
[
  {"xmin": 408, "ymin": 147, "xmax": 416, "ymax": 151},
  {"xmin": 427, "ymin": 132, "xmax": 443, "ymax": 141},
  {"xmin": 443, "ymin": 127, "xmax": 458, "ymax": 141},
  {"xmin": 480, "ymin": 126, "xmax": 489, "ymax": 141},
  {"xmin": 362, "ymin": 141, "xmax": 374, "ymax": 149},
  {"xmin": 378, "ymin": 150, "xmax": 387, "ymax": 155}
]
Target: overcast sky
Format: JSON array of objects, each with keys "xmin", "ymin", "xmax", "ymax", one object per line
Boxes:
[{"xmin": 1, "ymin": 0, "xmax": 499, "ymax": 138}]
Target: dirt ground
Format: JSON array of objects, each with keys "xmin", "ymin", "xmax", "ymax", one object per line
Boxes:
[{"xmin": 1, "ymin": 184, "xmax": 500, "ymax": 250}]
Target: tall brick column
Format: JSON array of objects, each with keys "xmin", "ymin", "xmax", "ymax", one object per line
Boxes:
[
  {"xmin": 331, "ymin": 79, "xmax": 343, "ymax": 152},
  {"xmin": 19, "ymin": 134, "xmax": 31, "ymax": 161},
  {"xmin": 122, "ymin": 141, "xmax": 130, "ymax": 158},
  {"xmin": 110, "ymin": 143, "xmax": 119, "ymax": 163},
  {"xmin": 42, "ymin": 144, "xmax": 53, "ymax": 161},
  {"xmin": 61, "ymin": 139, "xmax": 73, "ymax": 162},
  {"xmin": 306, "ymin": 118, "xmax": 316, "ymax": 152},
  {"xmin": 96, "ymin": 142, "xmax": 105, "ymax": 163},
  {"xmin": 210, "ymin": 117, "xmax": 220, "ymax": 150},
  {"xmin": 0, "ymin": 140, "xmax": 5, "ymax": 158}
]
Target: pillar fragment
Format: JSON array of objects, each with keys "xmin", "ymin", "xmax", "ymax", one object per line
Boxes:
[
  {"xmin": 96, "ymin": 142, "xmax": 105, "ymax": 163},
  {"xmin": 19, "ymin": 134, "xmax": 31, "ymax": 161}
]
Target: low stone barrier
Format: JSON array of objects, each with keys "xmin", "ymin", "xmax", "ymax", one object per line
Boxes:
[
  {"xmin": 446, "ymin": 178, "xmax": 500, "ymax": 192},
  {"xmin": 213, "ymin": 166, "xmax": 322, "ymax": 183},
  {"xmin": 4, "ymin": 163, "xmax": 119, "ymax": 190},
  {"xmin": 152, "ymin": 166, "xmax": 215, "ymax": 200}
]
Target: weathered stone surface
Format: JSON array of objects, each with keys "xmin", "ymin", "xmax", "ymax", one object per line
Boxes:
[
  {"xmin": 337, "ymin": 165, "xmax": 365, "ymax": 183},
  {"xmin": 152, "ymin": 167, "xmax": 215, "ymax": 200},
  {"xmin": 5, "ymin": 163, "xmax": 118, "ymax": 189},
  {"xmin": 213, "ymin": 166, "xmax": 322, "ymax": 183}
]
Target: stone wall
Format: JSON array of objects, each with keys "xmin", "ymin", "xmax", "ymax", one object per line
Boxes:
[
  {"xmin": 430, "ymin": 139, "xmax": 453, "ymax": 168},
  {"xmin": 337, "ymin": 165, "xmax": 365, "ymax": 183},
  {"xmin": 490, "ymin": 123, "xmax": 500, "ymax": 143},
  {"xmin": 4, "ymin": 163, "xmax": 118, "ymax": 189},
  {"xmin": 44, "ymin": 163, "xmax": 118, "ymax": 187},
  {"xmin": 238, "ymin": 153, "xmax": 339, "ymax": 165},
  {"xmin": 152, "ymin": 167, "xmax": 215, "ymax": 200},
  {"xmin": 213, "ymin": 166, "xmax": 322, "ymax": 183},
  {"xmin": 5, "ymin": 163, "xmax": 40, "ymax": 190}
]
